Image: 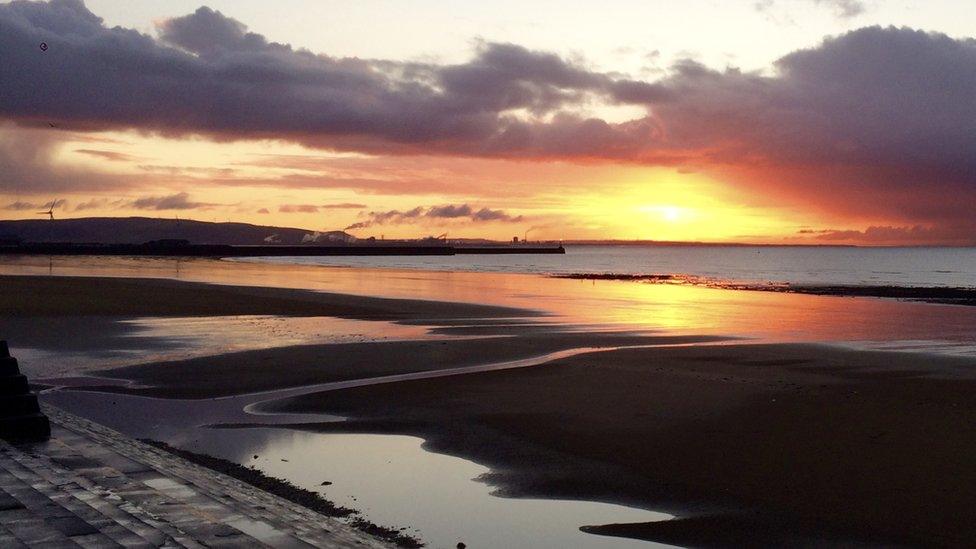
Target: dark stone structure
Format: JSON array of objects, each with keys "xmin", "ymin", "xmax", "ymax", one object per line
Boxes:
[{"xmin": 0, "ymin": 341, "xmax": 50, "ymax": 441}]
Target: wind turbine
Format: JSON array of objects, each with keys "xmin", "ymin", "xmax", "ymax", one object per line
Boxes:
[{"xmin": 37, "ymin": 199, "xmax": 59, "ymax": 220}]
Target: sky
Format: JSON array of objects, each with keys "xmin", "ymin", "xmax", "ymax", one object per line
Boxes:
[{"xmin": 1, "ymin": 0, "xmax": 975, "ymax": 244}]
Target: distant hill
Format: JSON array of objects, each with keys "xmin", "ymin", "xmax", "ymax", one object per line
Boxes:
[{"xmin": 0, "ymin": 217, "xmax": 357, "ymax": 245}]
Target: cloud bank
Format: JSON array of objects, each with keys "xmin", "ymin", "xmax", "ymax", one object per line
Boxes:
[{"xmin": 1, "ymin": 1, "xmax": 975, "ymax": 240}]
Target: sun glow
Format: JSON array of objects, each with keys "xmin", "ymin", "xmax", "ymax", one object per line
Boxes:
[
  {"xmin": 6, "ymin": 128, "xmax": 820, "ymax": 242},
  {"xmin": 640, "ymin": 205, "xmax": 689, "ymax": 223},
  {"xmin": 546, "ymin": 168, "xmax": 817, "ymax": 242}
]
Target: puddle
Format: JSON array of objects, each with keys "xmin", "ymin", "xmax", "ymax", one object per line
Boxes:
[
  {"xmin": 187, "ymin": 429, "xmax": 675, "ymax": 549},
  {"xmin": 42, "ymin": 386, "xmax": 675, "ymax": 548}
]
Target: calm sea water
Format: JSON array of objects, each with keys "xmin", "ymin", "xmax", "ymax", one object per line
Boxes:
[{"xmin": 240, "ymin": 245, "xmax": 976, "ymax": 288}]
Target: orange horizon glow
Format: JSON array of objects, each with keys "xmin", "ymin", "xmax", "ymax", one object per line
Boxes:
[{"xmin": 0, "ymin": 128, "xmax": 934, "ymax": 246}]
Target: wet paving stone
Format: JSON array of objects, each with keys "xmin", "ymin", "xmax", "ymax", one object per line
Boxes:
[{"xmin": 0, "ymin": 404, "xmax": 394, "ymax": 548}]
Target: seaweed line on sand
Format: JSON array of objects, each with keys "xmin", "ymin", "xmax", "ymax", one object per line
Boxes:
[{"xmin": 553, "ymin": 273, "xmax": 976, "ymax": 305}]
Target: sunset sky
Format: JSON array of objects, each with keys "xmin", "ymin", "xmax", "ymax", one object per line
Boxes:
[{"xmin": 1, "ymin": 0, "xmax": 975, "ymax": 244}]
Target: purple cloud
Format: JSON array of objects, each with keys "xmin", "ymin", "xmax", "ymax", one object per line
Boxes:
[
  {"xmin": 346, "ymin": 203, "xmax": 523, "ymax": 230},
  {"xmin": 1, "ymin": 200, "xmax": 40, "ymax": 211},
  {"xmin": 278, "ymin": 204, "xmax": 320, "ymax": 213},
  {"xmin": 128, "ymin": 192, "xmax": 213, "ymax": 210}
]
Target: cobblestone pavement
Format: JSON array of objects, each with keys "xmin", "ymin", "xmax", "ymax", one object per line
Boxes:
[{"xmin": 0, "ymin": 404, "xmax": 393, "ymax": 548}]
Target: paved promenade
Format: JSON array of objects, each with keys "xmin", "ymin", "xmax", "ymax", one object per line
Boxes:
[{"xmin": 0, "ymin": 404, "xmax": 392, "ymax": 548}]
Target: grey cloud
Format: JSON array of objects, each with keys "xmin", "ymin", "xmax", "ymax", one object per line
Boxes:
[
  {"xmin": 1, "ymin": 200, "xmax": 39, "ymax": 210},
  {"xmin": 0, "ymin": 124, "xmax": 137, "ymax": 193},
  {"xmin": 0, "ymin": 1, "xmax": 660, "ymax": 159},
  {"xmin": 641, "ymin": 26, "xmax": 976, "ymax": 226},
  {"xmin": 157, "ymin": 6, "xmax": 261, "ymax": 58},
  {"xmin": 816, "ymin": 0, "xmax": 866, "ymax": 18},
  {"xmin": 5, "ymin": 1, "xmax": 964, "ymax": 176},
  {"xmin": 1, "ymin": 197, "xmax": 64, "ymax": 211},
  {"xmin": 805, "ymin": 224, "xmax": 976, "ymax": 246},
  {"xmin": 472, "ymin": 207, "xmax": 518, "ymax": 221},
  {"xmin": 73, "ymin": 197, "xmax": 111, "ymax": 210},
  {"xmin": 129, "ymin": 192, "xmax": 214, "ymax": 210},
  {"xmin": 426, "ymin": 204, "xmax": 474, "ymax": 218},
  {"xmin": 346, "ymin": 204, "xmax": 522, "ymax": 230}
]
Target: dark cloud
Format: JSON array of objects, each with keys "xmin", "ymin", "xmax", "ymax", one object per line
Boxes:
[
  {"xmin": 426, "ymin": 204, "xmax": 475, "ymax": 218},
  {"xmin": 802, "ymin": 224, "xmax": 976, "ymax": 246},
  {"xmin": 2, "ymin": 2, "xmax": 969, "ymax": 171},
  {"xmin": 346, "ymin": 203, "xmax": 522, "ymax": 230},
  {"xmin": 0, "ymin": 1, "xmax": 663, "ymax": 160},
  {"xmin": 256, "ymin": 207, "xmax": 269, "ymax": 214},
  {"xmin": 472, "ymin": 207, "xmax": 518, "ymax": 221},
  {"xmin": 0, "ymin": 125, "xmax": 138, "ymax": 192},
  {"xmin": 128, "ymin": 192, "xmax": 214, "ymax": 210},
  {"xmin": 2, "ymin": 2, "xmax": 969, "ymax": 179}
]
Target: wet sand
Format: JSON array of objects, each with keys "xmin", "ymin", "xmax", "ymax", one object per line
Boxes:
[
  {"xmin": 96, "ymin": 333, "xmax": 724, "ymax": 398},
  {"xmin": 257, "ymin": 343, "xmax": 976, "ymax": 547},
  {"xmin": 0, "ymin": 275, "xmax": 533, "ymax": 320}
]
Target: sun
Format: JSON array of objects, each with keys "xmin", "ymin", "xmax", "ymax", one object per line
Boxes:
[{"xmin": 640, "ymin": 205, "xmax": 686, "ymax": 223}]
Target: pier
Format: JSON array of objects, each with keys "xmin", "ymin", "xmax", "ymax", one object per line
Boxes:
[{"xmin": 0, "ymin": 242, "xmax": 565, "ymax": 257}]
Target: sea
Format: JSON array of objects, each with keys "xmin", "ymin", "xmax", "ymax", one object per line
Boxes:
[{"xmin": 237, "ymin": 244, "xmax": 976, "ymax": 289}]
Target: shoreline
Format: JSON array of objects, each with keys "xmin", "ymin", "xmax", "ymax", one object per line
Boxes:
[{"xmin": 7, "ymin": 270, "xmax": 976, "ymax": 546}]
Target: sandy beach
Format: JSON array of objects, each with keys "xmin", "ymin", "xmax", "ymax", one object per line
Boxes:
[
  {"xmin": 5, "ymin": 270, "xmax": 976, "ymax": 546},
  {"xmin": 262, "ymin": 343, "xmax": 976, "ymax": 546}
]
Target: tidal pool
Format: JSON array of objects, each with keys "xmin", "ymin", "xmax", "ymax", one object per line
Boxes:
[{"xmin": 42, "ymin": 387, "xmax": 675, "ymax": 548}]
